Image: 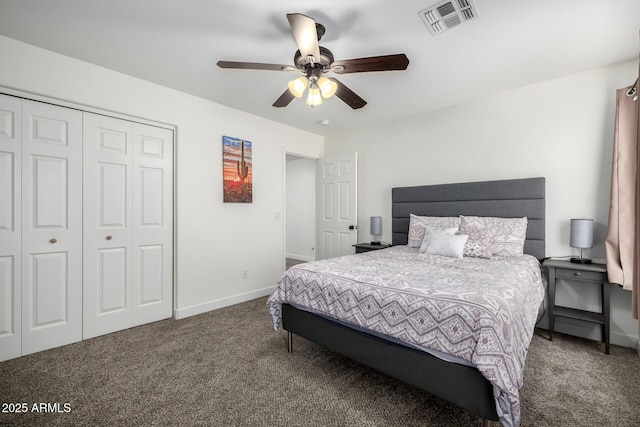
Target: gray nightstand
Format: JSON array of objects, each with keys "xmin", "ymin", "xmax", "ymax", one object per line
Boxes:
[
  {"xmin": 543, "ymin": 259, "xmax": 610, "ymax": 354},
  {"xmin": 353, "ymin": 243, "xmax": 392, "ymax": 253}
]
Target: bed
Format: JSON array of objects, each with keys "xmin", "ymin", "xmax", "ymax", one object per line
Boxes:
[{"xmin": 267, "ymin": 177, "xmax": 546, "ymax": 427}]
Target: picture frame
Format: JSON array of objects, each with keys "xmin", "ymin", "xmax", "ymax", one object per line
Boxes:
[{"xmin": 222, "ymin": 136, "xmax": 253, "ymax": 203}]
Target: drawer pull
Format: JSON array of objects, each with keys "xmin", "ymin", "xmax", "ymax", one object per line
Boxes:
[
  {"xmin": 574, "ymin": 272, "xmax": 581, "ymax": 276},
  {"xmin": 50, "ymin": 238, "xmax": 57, "ymax": 244},
  {"xmin": 106, "ymin": 236, "xmax": 112, "ymax": 240}
]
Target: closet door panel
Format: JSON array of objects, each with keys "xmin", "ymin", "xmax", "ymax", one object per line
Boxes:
[
  {"xmin": 139, "ymin": 245, "xmax": 163, "ymax": 304},
  {"xmin": 0, "ymin": 256, "xmax": 17, "ymax": 354},
  {"xmin": 139, "ymin": 167, "xmax": 163, "ymax": 227},
  {"xmin": 101, "ymin": 163, "xmax": 127, "ymax": 226},
  {"xmin": 0, "ymin": 152, "xmax": 15, "ymax": 231},
  {"xmin": 21, "ymin": 100, "xmax": 82, "ymax": 356},
  {"xmin": 98, "ymin": 247, "xmax": 127, "ymax": 312},
  {"xmin": 29, "ymin": 252, "xmax": 69, "ymax": 324},
  {"xmin": 83, "ymin": 113, "xmax": 133, "ymax": 339},
  {"xmin": 0, "ymin": 94, "xmax": 21, "ymax": 361},
  {"xmin": 32, "ymin": 156, "xmax": 68, "ymax": 227},
  {"xmin": 132, "ymin": 124, "xmax": 173, "ymax": 326}
]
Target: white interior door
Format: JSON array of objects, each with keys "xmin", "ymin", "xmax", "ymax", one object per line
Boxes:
[
  {"xmin": 131, "ymin": 123, "xmax": 173, "ymax": 326},
  {"xmin": 0, "ymin": 94, "xmax": 22, "ymax": 361},
  {"xmin": 316, "ymin": 153, "xmax": 358, "ymax": 259},
  {"xmin": 83, "ymin": 113, "xmax": 134, "ymax": 339},
  {"xmin": 21, "ymin": 100, "xmax": 83, "ymax": 355}
]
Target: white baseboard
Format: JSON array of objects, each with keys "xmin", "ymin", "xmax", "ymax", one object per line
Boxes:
[
  {"xmin": 612, "ymin": 330, "xmax": 640, "ymax": 350},
  {"xmin": 174, "ymin": 286, "xmax": 274, "ymax": 320},
  {"xmin": 286, "ymin": 253, "xmax": 315, "ymax": 262}
]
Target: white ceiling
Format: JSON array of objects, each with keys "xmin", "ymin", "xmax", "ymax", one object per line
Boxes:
[{"xmin": 0, "ymin": 0, "xmax": 638, "ymax": 135}]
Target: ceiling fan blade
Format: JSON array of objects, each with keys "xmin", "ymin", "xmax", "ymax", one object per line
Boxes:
[
  {"xmin": 333, "ymin": 78, "xmax": 367, "ymax": 109},
  {"xmin": 331, "ymin": 54, "xmax": 409, "ymax": 74},
  {"xmin": 287, "ymin": 13, "xmax": 321, "ymax": 62},
  {"xmin": 272, "ymin": 89, "xmax": 296, "ymax": 108},
  {"xmin": 217, "ymin": 61, "xmax": 296, "ymax": 72}
]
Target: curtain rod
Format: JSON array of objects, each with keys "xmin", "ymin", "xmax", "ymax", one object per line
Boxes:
[{"xmin": 627, "ymin": 78, "xmax": 637, "ymax": 97}]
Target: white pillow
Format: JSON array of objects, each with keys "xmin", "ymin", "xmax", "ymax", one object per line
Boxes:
[
  {"xmin": 420, "ymin": 227, "xmax": 468, "ymax": 258},
  {"xmin": 419, "ymin": 227, "xmax": 459, "ymax": 253},
  {"xmin": 408, "ymin": 214, "xmax": 461, "ymax": 248}
]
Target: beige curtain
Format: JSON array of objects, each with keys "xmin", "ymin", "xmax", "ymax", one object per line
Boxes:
[{"xmin": 605, "ymin": 70, "xmax": 639, "ymax": 317}]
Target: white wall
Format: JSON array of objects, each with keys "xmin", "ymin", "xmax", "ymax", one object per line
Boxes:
[
  {"xmin": 324, "ymin": 59, "xmax": 639, "ymax": 348},
  {"xmin": 286, "ymin": 157, "xmax": 316, "ymax": 261},
  {"xmin": 0, "ymin": 35, "xmax": 323, "ymax": 318},
  {"xmin": 3, "ymin": 34, "xmax": 637, "ymax": 348}
]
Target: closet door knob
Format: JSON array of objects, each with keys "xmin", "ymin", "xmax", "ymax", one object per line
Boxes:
[
  {"xmin": 50, "ymin": 238, "xmax": 57, "ymax": 244},
  {"xmin": 106, "ymin": 236, "xmax": 112, "ymax": 240}
]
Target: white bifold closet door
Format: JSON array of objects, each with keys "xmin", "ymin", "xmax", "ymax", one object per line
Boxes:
[
  {"xmin": 83, "ymin": 113, "xmax": 173, "ymax": 339},
  {"xmin": 0, "ymin": 95, "xmax": 22, "ymax": 361},
  {"xmin": 21, "ymin": 100, "xmax": 84, "ymax": 355},
  {"xmin": 0, "ymin": 95, "xmax": 83, "ymax": 360}
]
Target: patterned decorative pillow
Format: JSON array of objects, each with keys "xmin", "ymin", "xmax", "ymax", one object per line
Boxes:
[
  {"xmin": 459, "ymin": 216, "xmax": 528, "ymax": 257},
  {"xmin": 408, "ymin": 214, "xmax": 461, "ymax": 248},
  {"xmin": 420, "ymin": 227, "xmax": 468, "ymax": 258},
  {"xmin": 457, "ymin": 223, "xmax": 493, "ymax": 259}
]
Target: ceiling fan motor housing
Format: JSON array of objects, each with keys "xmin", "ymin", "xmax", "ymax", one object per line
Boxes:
[{"xmin": 294, "ymin": 46, "xmax": 334, "ymax": 72}]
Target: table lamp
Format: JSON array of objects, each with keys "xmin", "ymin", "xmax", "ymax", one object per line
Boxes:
[
  {"xmin": 370, "ymin": 216, "xmax": 382, "ymax": 245},
  {"xmin": 570, "ymin": 218, "xmax": 593, "ymax": 264}
]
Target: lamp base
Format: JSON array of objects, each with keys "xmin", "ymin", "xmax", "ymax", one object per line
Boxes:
[{"xmin": 570, "ymin": 257, "xmax": 592, "ymax": 264}]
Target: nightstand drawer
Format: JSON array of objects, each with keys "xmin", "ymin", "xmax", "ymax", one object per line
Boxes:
[{"xmin": 555, "ymin": 268, "xmax": 604, "ymax": 282}]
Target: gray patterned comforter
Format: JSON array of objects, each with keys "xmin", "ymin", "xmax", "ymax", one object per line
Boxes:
[{"xmin": 267, "ymin": 246, "xmax": 545, "ymax": 427}]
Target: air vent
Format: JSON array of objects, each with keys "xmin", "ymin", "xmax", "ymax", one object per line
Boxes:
[{"xmin": 418, "ymin": 0, "xmax": 479, "ymax": 36}]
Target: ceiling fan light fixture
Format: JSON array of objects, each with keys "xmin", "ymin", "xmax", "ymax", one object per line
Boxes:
[
  {"xmin": 306, "ymin": 86, "xmax": 323, "ymax": 106},
  {"xmin": 218, "ymin": 13, "xmax": 408, "ymax": 110},
  {"xmin": 288, "ymin": 76, "xmax": 308, "ymax": 98},
  {"xmin": 318, "ymin": 77, "xmax": 337, "ymax": 98}
]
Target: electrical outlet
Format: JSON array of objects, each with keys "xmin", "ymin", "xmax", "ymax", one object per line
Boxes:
[{"xmin": 242, "ymin": 268, "xmax": 248, "ymax": 279}]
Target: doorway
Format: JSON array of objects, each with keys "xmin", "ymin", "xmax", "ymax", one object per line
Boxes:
[{"xmin": 285, "ymin": 153, "xmax": 317, "ymax": 269}]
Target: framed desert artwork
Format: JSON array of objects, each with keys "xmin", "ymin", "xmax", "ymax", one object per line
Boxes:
[{"xmin": 222, "ymin": 136, "xmax": 253, "ymax": 203}]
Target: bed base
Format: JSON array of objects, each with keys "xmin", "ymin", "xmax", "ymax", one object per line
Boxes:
[{"xmin": 282, "ymin": 304, "xmax": 499, "ymax": 425}]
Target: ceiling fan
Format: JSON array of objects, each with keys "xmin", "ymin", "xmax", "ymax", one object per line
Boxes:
[{"xmin": 217, "ymin": 13, "xmax": 410, "ymax": 109}]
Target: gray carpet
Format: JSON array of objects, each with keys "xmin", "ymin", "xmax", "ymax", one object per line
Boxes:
[{"xmin": 1, "ymin": 296, "xmax": 639, "ymax": 427}]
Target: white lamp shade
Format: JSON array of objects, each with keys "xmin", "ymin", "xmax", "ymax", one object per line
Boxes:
[
  {"xmin": 570, "ymin": 219, "xmax": 593, "ymax": 249},
  {"xmin": 306, "ymin": 87, "xmax": 323, "ymax": 106},
  {"xmin": 318, "ymin": 77, "xmax": 337, "ymax": 98},
  {"xmin": 288, "ymin": 77, "xmax": 308, "ymax": 98},
  {"xmin": 370, "ymin": 216, "xmax": 382, "ymax": 236}
]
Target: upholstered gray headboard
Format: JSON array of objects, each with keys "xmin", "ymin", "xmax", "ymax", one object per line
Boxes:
[{"xmin": 391, "ymin": 177, "xmax": 546, "ymax": 260}]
